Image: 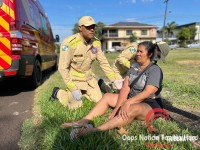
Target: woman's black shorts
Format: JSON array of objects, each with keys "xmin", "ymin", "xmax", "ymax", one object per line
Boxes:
[{"xmin": 143, "ymin": 98, "xmax": 163, "ymax": 109}]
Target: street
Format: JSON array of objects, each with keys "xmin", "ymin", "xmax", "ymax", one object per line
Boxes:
[
  {"xmin": 0, "ymin": 78, "xmax": 34, "ymax": 150},
  {"xmin": 0, "ymin": 70, "xmax": 53, "ymax": 150}
]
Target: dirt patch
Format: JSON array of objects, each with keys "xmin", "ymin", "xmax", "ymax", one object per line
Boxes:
[{"xmin": 176, "ymin": 60, "xmax": 200, "ymax": 65}]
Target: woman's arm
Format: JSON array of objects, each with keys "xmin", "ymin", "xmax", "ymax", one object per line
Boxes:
[
  {"xmin": 115, "ymin": 76, "xmax": 130, "ymax": 108},
  {"xmin": 128, "ymin": 85, "xmax": 158, "ymax": 104},
  {"xmin": 119, "ymin": 63, "xmax": 162, "ymax": 120},
  {"xmin": 118, "ymin": 85, "xmax": 158, "ymax": 120},
  {"xmin": 108, "ymin": 76, "xmax": 130, "ymax": 119},
  {"xmin": 128, "ymin": 65, "xmax": 162, "ymax": 104}
]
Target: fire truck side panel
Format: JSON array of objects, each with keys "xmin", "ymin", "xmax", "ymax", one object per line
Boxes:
[{"xmin": 0, "ymin": 0, "xmax": 57, "ymax": 87}]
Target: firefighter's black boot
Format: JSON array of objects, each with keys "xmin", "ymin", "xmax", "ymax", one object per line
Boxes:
[
  {"xmin": 98, "ymin": 79, "xmax": 113, "ymax": 93},
  {"xmin": 49, "ymin": 87, "xmax": 59, "ymax": 101},
  {"xmin": 98, "ymin": 79, "xmax": 104, "ymax": 88}
]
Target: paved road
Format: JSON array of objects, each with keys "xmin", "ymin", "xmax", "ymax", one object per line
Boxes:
[
  {"xmin": 0, "ymin": 70, "xmax": 53, "ymax": 150},
  {"xmin": 0, "ymin": 78, "xmax": 34, "ymax": 150}
]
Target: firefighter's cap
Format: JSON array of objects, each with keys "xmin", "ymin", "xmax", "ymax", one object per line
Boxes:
[
  {"xmin": 156, "ymin": 41, "xmax": 170, "ymax": 62},
  {"xmin": 78, "ymin": 16, "xmax": 96, "ymax": 27}
]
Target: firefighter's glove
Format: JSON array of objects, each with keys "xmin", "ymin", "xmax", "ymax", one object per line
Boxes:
[
  {"xmin": 72, "ymin": 90, "xmax": 82, "ymax": 101},
  {"xmin": 113, "ymin": 79, "xmax": 124, "ymax": 90}
]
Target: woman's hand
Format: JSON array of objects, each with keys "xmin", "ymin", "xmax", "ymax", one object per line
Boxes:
[
  {"xmin": 108, "ymin": 106, "xmax": 120, "ymax": 120},
  {"xmin": 108, "ymin": 77, "xmax": 130, "ymax": 120},
  {"xmin": 118, "ymin": 101, "xmax": 131, "ymax": 120}
]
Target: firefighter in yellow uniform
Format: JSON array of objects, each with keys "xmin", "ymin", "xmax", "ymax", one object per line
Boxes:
[
  {"xmin": 99, "ymin": 42, "xmax": 138, "ymax": 93},
  {"xmin": 112, "ymin": 42, "xmax": 138, "ymax": 78},
  {"xmin": 50, "ymin": 16, "xmax": 122, "ymax": 109}
]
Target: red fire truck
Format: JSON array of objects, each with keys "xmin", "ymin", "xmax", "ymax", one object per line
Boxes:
[{"xmin": 0, "ymin": 0, "xmax": 59, "ymax": 88}]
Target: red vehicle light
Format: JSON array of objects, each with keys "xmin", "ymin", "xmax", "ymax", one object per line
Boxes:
[
  {"xmin": 11, "ymin": 55, "xmax": 21, "ymax": 60},
  {"xmin": 4, "ymin": 71, "xmax": 17, "ymax": 76}
]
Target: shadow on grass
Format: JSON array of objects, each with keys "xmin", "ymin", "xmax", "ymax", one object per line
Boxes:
[
  {"xmin": 162, "ymin": 98, "xmax": 200, "ymax": 121},
  {"xmin": 161, "ymin": 98, "xmax": 200, "ymax": 133}
]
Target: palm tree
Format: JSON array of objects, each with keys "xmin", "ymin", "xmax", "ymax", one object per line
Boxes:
[{"xmin": 166, "ymin": 21, "xmax": 178, "ymax": 38}]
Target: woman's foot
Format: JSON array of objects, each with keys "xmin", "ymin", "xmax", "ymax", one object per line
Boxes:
[
  {"xmin": 60, "ymin": 119, "xmax": 90, "ymax": 129},
  {"xmin": 70, "ymin": 124, "xmax": 94, "ymax": 141}
]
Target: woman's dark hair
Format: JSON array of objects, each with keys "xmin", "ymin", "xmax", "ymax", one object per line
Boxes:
[{"xmin": 138, "ymin": 41, "xmax": 156, "ymax": 61}]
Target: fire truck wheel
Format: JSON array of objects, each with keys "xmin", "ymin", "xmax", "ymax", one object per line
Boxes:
[
  {"xmin": 52, "ymin": 55, "xmax": 58, "ymax": 71},
  {"xmin": 29, "ymin": 59, "xmax": 42, "ymax": 89}
]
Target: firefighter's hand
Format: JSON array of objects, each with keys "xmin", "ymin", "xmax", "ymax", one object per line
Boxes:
[
  {"xmin": 72, "ymin": 90, "xmax": 82, "ymax": 101},
  {"xmin": 113, "ymin": 79, "xmax": 124, "ymax": 90}
]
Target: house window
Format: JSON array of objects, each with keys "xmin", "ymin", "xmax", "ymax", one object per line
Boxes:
[
  {"xmin": 102, "ymin": 30, "xmax": 108, "ymax": 37},
  {"xmin": 126, "ymin": 30, "xmax": 132, "ymax": 36},
  {"xmin": 109, "ymin": 29, "xmax": 118, "ymax": 37},
  {"xmin": 141, "ymin": 30, "xmax": 147, "ymax": 35},
  {"xmin": 112, "ymin": 42, "xmax": 121, "ymax": 47}
]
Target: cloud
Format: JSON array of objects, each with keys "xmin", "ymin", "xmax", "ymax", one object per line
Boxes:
[
  {"xmin": 119, "ymin": 0, "xmax": 136, "ymax": 4},
  {"xmin": 141, "ymin": 0, "xmax": 154, "ymax": 2},
  {"xmin": 65, "ymin": 5, "xmax": 73, "ymax": 10},
  {"xmin": 148, "ymin": 21, "xmax": 162, "ymax": 28},
  {"xmin": 125, "ymin": 18, "xmax": 140, "ymax": 22},
  {"xmin": 131, "ymin": 0, "xmax": 136, "ymax": 3}
]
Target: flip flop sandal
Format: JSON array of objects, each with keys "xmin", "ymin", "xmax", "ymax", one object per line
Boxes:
[
  {"xmin": 61, "ymin": 122, "xmax": 84, "ymax": 129},
  {"xmin": 61, "ymin": 119, "xmax": 91, "ymax": 129},
  {"xmin": 70, "ymin": 124, "xmax": 93, "ymax": 141}
]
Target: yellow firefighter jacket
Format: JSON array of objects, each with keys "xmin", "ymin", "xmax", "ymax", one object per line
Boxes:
[
  {"xmin": 112, "ymin": 43, "xmax": 137, "ymax": 78},
  {"xmin": 58, "ymin": 33, "xmax": 121, "ymax": 91}
]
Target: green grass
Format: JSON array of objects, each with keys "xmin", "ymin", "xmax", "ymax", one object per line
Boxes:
[
  {"xmin": 158, "ymin": 49, "xmax": 200, "ymax": 110},
  {"xmin": 19, "ymin": 49, "xmax": 200, "ymax": 150}
]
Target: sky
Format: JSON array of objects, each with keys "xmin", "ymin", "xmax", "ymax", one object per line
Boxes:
[{"xmin": 40, "ymin": 0, "xmax": 200, "ymax": 42}]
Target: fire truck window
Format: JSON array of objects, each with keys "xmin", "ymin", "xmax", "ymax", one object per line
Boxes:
[
  {"xmin": 29, "ymin": 4, "xmax": 34, "ymax": 21},
  {"xmin": 40, "ymin": 14, "xmax": 48, "ymax": 35}
]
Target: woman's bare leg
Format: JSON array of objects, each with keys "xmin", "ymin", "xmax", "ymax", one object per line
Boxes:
[
  {"xmin": 83, "ymin": 93, "xmax": 118, "ymax": 120},
  {"xmin": 61, "ymin": 93, "xmax": 118, "ymax": 128},
  {"xmin": 77, "ymin": 103, "xmax": 152, "ymax": 136}
]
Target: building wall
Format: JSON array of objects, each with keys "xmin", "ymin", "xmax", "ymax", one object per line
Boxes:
[
  {"xmin": 149, "ymin": 28, "xmax": 157, "ymax": 37},
  {"xmin": 195, "ymin": 25, "xmax": 200, "ymax": 41},
  {"xmin": 117, "ymin": 28, "xmax": 157, "ymax": 38},
  {"xmin": 118, "ymin": 29, "xmax": 125, "ymax": 37},
  {"xmin": 102, "ymin": 27, "xmax": 157, "ymax": 51}
]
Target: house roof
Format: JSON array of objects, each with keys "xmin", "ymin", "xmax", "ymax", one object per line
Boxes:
[
  {"xmin": 176, "ymin": 22, "xmax": 200, "ymax": 29},
  {"xmin": 104, "ymin": 22, "xmax": 157, "ymax": 28}
]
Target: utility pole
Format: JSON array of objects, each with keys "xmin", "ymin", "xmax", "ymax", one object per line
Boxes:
[{"xmin": 162, "ymin": 0, "xmax": 169, "ymax": 41}]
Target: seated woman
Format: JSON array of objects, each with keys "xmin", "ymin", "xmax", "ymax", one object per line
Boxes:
[{"xmin": 61, "ymin": 41, "xmax": 165, "ymax": 140}]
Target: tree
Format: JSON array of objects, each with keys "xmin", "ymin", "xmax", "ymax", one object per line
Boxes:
[
  {"xmin": 166, "ymin": 21, "xmax": 178, "ymax": 38},
  {"xmin": 94, "ymin": 22, "xmax": 105, "ymax": 38},
  {"xmin": 177, "ymin": 25, "xmax": 197, "ymax": 46},
  {"xmin": 55, "ymin": 44, "xmax": 60, "ymax": 53},
  {"xmin": 129, "ymin": 32, "xmax": 137, "ymax": 43},
  {"xmin": 188, "ymin": 25, "xmax": 197, "ymax": 41},
  {"xmin": 177, "ymin": 27, "xmax": 190, "ymax": 46},
  {"xmin": 72, "ymin": 22, "xmax": 105, "ymax": 39},
  {"xmin": 72, "ymin": 23, "xmax": 79, "ymax": 34}
]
